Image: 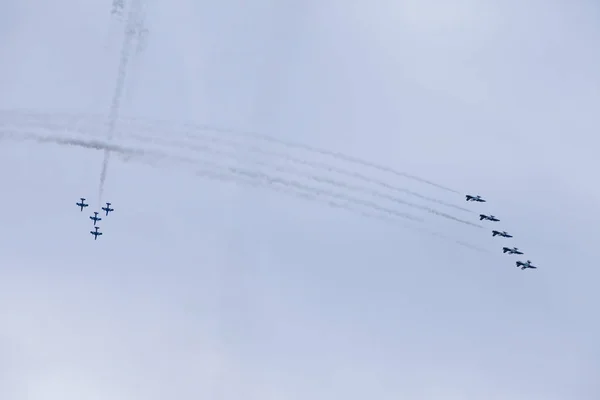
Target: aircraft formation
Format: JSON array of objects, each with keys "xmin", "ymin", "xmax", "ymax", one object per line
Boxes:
[
  {"xmin": 76, "ymin": 198, "xmax": 114, "ymax": 240},
  {"xmin": 465, "ymin": 194, "xmax": 537, "ymax": 271}
]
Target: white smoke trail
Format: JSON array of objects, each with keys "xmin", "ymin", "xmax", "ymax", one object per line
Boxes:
[
  {"xmin": 0, "ymin": 112, "xmax": 477, "ymax": 226},
  {"xmin": 98, "ymin": 0, "xmax": 142, "ymax": 203},
  {"xmin": 1, "ymin": 128, "xmax": 489, "ymax": 253},
  {"xmin": 0, "ymin": 109, "xmax": 462, "ymax": 196}
]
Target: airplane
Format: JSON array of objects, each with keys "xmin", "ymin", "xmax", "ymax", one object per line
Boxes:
[
  {"xmin": 492, "ymin": 230, "xmax": 512, "ymax": 238},
  {"xmin": 76, "ymin": 198, "xmax": 89, "ymax": 212},
  {"xmin": 479, "ymin": 214, "xmax": 500, "ymax": 222},
  {"xmin": 101, "ymin": 202, "xmax": 114, "ymax": 216},
  {"xmin": 465, "ymin": 195, "xmax": 486, "ymax": 202},
  {"xmin": 90, "ymin": 212, "xmax": 102, "ymax": 226},
  {"xmin": 90, "ymin": 226, "xmax": 103, "ymax": 240},
  {"xmin": 516, "ymin": 260, "xmax": 537, "ymax": 270},
  {"xmin": 503, "ymin": 247, "xmax": 523, "ymax": 255}
]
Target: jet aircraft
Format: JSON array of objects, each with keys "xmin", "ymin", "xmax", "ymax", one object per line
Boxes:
[
  {"xmin": 503, "ymin": 247, "xmax": 523, "ymax": 255},
  {"xmin": 76, "ymin": 198, "xmax": 89, "ymax": 211},
  {"xmin": 479, "ymin": 214, "xmax": 500, "ymax": 222},
  {"xmin": 465, "ymin": 195, "xmax": 486, "ymax": 202},
  {"xmin": 516, "ymin": 260, "xmax": 536, "ymax": 270},
  {"xmin": 90, "ymin": 226, "xmax": 103, "ymax": 240},
  {"xmin": 492, "ymin": 230, "xmax": 512, "ymax": 238},
  {"xmin": 90, "ymin": 212, "xmax": 102, "ymax": 226},
  {"xmin": 101, "ymin": 202, "xmax": 114, "ymax": 216}
]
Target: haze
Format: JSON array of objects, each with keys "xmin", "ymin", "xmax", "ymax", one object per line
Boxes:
[{"xmin": 1, "ymin": 0, "xmax": 599, "ymax": 399}]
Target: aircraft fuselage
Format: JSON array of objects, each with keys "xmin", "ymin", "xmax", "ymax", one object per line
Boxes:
[{"xmin": 480, "ymin": 214, "xmax": 500, "ymax": 222}]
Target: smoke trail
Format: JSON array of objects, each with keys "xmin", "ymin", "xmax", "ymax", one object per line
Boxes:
[
  {"xmin": 136, "ymin": 144, "xmax": 482, "ymax": 231},
  {"xmin": 2, "ymin": 129, "xmax": 422, "ymax": 223},
  {"xmin": 175, "ymin": 121, "xmax": 462, "ymax": 194},
  {"xmin": 0, "ymin": 111, "xmax": 470, "ymax": 213},
  {"xmin": 158, "ymin": 151, "xmax": 424, "ymax": 223},
  {"xmin": 128, "ymin": 151, "xmax": 486, "ymax": 252},
  {"xmin": 105, "ymin": 0, "xmax": 126, "ymax": 51},
  {"xmin": 154, "ymin": 127, "xmax": 472, "ymax": 213},
  {"xmin": 0, "ymin": 129, "xmax": 147, "ymax": 157},
  {"xmin": 122, "ymin": 3, "xmax": 148, "ymax": 109},
  {"xmin": 98, "ymin": 0, "xmax": 140, "ymax": 203},
  {"xmin": 137, "ymin": 116, "xmax": 462, "ymax": 194},
  {"xmin": 0, "ymin": 115, "xmax": 476, "ymax": 226},
  {"xmin": 2, "ymin": 129, "xmax": 487, "ymax": 252},
  {"xmin": 194, "ymin": 166, "xmax": 488, "ymax": 253},
  {"xmin": 147, "ymin": 136, "xmax": 481, "ymax": 228},
  {"xmin": 1, "ymin": 109, "xmax": 462, "ymax": 195},
  {"xmin": 154, "ymin": 157, "xmax": 488, "ymax": 253},
  {"xmin": 89, "ymin": 129, "xmax": 479, "ymax": 227}
]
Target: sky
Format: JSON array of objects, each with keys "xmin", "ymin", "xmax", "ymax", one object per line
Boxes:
[{"xmin": 1, "ymin": 0, "xmax": 599, "ymax": 399}]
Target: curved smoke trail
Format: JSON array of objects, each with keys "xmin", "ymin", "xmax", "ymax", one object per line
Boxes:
[
  {"xmin": 0, "ymin": 116, "xmax": 478, "ymax": 227},
  {"xmin": 0, "ymin": 109, "xmax": 462, "ymax": 196},
  {"xmin": 1, "ymin": 129, "xmax": 488, "ymax": 253}
]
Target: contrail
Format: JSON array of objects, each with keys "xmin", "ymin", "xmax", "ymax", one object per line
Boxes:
[
  {"xmin": 131, "ymin": 134, "xmax": 481, "ymax": 228},
  {"xmin": 154, "ymin": 152, "xmax": 425, "ymax": 223},
  {"xmin": 105, "ymin": 0, "xmax": 126, "ymax": 51},
  {"xmin": 1, "ymin": 129, "xmax": 422, "ymax": 223},
  {"xmin": 99, "ymin": 0, "xmax": 141, "ymax": 203},
  {"xmin": 2, "ymin": 129, "xmax": 487, "ymax": 252},
  {"xmin": 0, "ymin": 115, "xmax": 476, "ymax": 226},
  {"xmin": 139, "ymin": 117, "xmax": 462, "ymax": 194},
  {"xmin": 194, "ymin": 166, "xmax": 488, "ymax": 253},
  {"xmin": 130, "ymin": 153, "xmax": 488, "ymax": 253},
  {"xmin": 173, "ymin": 120, "xmax": 462, "ymax": 194},
  {"xmin": 120, "ymin": 151, "xmax": 486, "ymax": 252},
  {"xmin": 47, "ymin": 123, "xmax": 477, "ymax": 227},
  {"xmin": 0, "ymin": 111, "xmax": 471, "ymax": 214},
  {"xmin": 121, "ymin": 2, "xmax": 148, "ymax": 110},
  {"xmin": 0, "ymin": 129, "xmax": 148, "ymax": 157},
  {"xmin": 0, "ymin": 109, "xmax": 462, "ymax": 195}
]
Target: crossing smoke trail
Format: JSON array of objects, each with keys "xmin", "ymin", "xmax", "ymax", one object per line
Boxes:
[
  {"xmin": 0, "ymin": 128, "xmax": 420, "ymax": 223},
  {"xmin": 0, "ymin": 129, "xmax": 148, "ymax": 157},
  {"xmin": 98, "ymin": 0, "xmax": 141, "ymax": 203},
  {"xmin": 0, "ymin": 116, "xmax": 478, "ymax": 227},
  {"xmin": 0, "ymin": 110, "xmax": 462, "ymax": 196},
  {"xmin": 0, "ymin": 129, "xmax": 489, "ymax": 253},
  {"xmin": 0, "ymin": 110, "xmax": 470, "ymax": 213}
]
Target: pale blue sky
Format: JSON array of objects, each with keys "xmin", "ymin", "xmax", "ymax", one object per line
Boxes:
[{"xmin": 1, "ymin": 0, "xmax": 599, "ymax": 399}]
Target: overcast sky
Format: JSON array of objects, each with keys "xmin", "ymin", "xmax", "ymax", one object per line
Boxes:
[{"xmin": 1, "ymin": 0, "xmax": 599, "ymax": 399}]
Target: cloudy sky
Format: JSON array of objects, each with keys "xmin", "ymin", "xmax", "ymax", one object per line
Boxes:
[{"xmin": 1, "ymin": 0, "xmax": 599, "ymax": 398}]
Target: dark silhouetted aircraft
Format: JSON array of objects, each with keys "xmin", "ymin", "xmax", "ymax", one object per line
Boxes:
[
  {"xmin": 503, "ymin": 247, "xmax": 523, "ymax": 255},
  {"xmin": 465, "ymin": 195, "xmax": 486, "ymax": 202},
  {"xmin": 90, "ymin": 212, "xmax": 102, "ymax": 226},
  {"xmin": 479, "ymin": 214, "xmax": 500, "ymax": 222},
  {"xmin": 90, "ymin": 226, "xmax": 103, "ymax": 240},
  {"xmin": 76, "ymin": 198, "xmax": 89, "ymax": 211},
  {"xmin": 101, "ymin": 202, "xmax": 114, "ymax": 216},
  {"xmin": 516, "ymin": 260, "xmax": 536, "ymax": 270},
  {"xmin": 492, "ymin": 230, "xmax": 512, "ymax": 238}
]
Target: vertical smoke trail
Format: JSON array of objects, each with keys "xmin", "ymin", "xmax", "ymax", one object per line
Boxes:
[
  {"xmin": 123, "ymin": 4, "xmax": 148, "ymax": 109},
  {"xmin": 104, "ymin": 1, "xmax": 126, "ymax": 52},
  {"xmin": 98, "ymin": 0, "xmax": 141, "ymax": 203}
]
